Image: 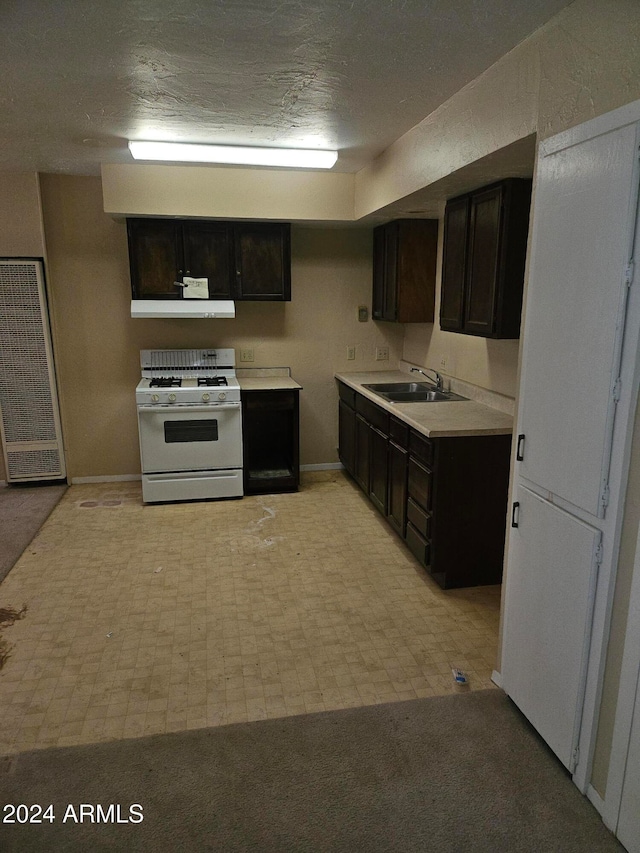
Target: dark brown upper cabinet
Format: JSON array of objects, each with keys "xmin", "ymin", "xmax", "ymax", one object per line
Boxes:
[
  {"xmin": 372, "ymin": 219, "xmax": 438, "ymax": 323},
  {"xmin": 234, "ymin": 222, "xmax": 291, "ymax": 300},
  {"xmin": 127, "ymin": 218, "xmax": 290, "ymax": 301},
  {"xmin": 440, "ymin": 178, "xmax": 532, "ymax": 339}
]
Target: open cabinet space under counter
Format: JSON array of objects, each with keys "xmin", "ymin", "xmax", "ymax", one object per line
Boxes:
[
  {"xmin": 335, "ymin": 370, "xmax": 513, "ymax": 589},
  {"xmin": 238, "ymin": 368, "xmax": 302, "ymax": 495}
]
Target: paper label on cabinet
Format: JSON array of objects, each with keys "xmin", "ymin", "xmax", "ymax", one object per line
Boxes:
[{"xmin": 182, "ymin": 277, "xmax": 209, "ymax": 299}]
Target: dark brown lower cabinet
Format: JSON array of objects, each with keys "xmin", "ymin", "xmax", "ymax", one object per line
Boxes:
[
  {"xmin": 387, "ymin": 439, "xmax": 408, "ymax": 537},
  {"xmin": 242, "ymin": 390, "xmax": 299, "ymax": 494},
  {"xmin": 425, "ymin": 435, "xmax": 511, "ymax": 588},
  {"xmin": 354, "ymin": 414, "xmax": 370, "ymax": 493},
  {"xmin": 337, "ymin": 380, "xmax": 511, "ymax": 589},
  {"xmin": 338, "ymin": 400, "xmax": 356, "ymax": 477},
  {"xmin": 369, "ymin": 427, "xmax": 388, "ymax": 514}
]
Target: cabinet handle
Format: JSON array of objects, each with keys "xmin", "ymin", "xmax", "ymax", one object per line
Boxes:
[
  {"xmin": 516, "ymin": 434, "xmax": 525, "ymax": 461},
  {"xmin": 511, "ymin": 501, "xmax": 520, "ymax": 528}
]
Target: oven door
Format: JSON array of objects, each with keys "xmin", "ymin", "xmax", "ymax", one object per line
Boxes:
[{"xmin": 137, "ymin": 403, "xmax": 242, "ymax": 474}]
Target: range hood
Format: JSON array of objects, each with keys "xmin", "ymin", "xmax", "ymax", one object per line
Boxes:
[{"xmin": 131, "ymin": 300, "xmax": 235, "ymax": 319}]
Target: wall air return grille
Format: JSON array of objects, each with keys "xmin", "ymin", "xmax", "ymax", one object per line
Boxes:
[{"xmin": 0, "ymin": 259, "xmax": 66, "ymax": 482}]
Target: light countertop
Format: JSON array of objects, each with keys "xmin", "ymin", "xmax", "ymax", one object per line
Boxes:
[
  {"xmin": 237, "ymin": 368, "xmax": 302, "ymax": 392},
  {"xmin": 335, "ymin": 370, "xmax": 513, "ymax": 438}
]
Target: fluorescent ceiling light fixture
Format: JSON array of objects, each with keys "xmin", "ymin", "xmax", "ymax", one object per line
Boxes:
[{"xmin": 128, "ymin": 141, "xmax": 338, "ymax": 169}]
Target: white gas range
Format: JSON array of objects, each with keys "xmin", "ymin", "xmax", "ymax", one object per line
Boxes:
[{"xmin": 136, "ymin": 348, "xmax": 243, "ymax": 503}]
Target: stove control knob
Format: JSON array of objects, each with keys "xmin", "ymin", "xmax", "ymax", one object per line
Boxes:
[
  {"xmin": 168, "ymin": 393, "xmax": 176, "ymax": 403},
  {"xmin": 202, "ymin": 393, "xmax": 211, "ymax": 402},
  {"xmin": 151, "ymin": 394, "xmax": 160, "ymax": 403},
  {"xmin": 218, "ymin": 392, "xmax": 227, "ymax": 401}
]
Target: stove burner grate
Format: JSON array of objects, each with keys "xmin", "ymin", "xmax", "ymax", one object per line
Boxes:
[
  {"xmin": 150, "ymin": 377, "xmax": 182, "ymax": 388},
  {"xmin": 198, "ymin": 377, "xmax": 228, "ymax": 387}
]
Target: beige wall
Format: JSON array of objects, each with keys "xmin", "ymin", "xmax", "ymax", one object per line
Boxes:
[
  {"xmin": 39, "ymin": 174, "xmax": 402, "ymax": 480},
  {"xmin": 0, "ymin": 171, "xmax": 47, "ymax": 482},
  {"xmin": 102, "ymin": 163, "xmax": 355, "ymax": 221},
  {"xmin": 0, "ymin": 172, "xmax": 45, "ymax": 258}
]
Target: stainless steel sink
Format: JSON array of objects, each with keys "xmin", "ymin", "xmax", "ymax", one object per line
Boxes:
[{"xmin": 363, "ymin": 382, "xmax": 467, "ymax": 403}]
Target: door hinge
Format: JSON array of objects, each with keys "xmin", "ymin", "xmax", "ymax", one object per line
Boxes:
[
  {"xmin": 572, "ymin": 745, "xmax": 580, "ymax": 771},
  {"xmin": 612, "ymin": 377, "xmax": 622, "ymax": 403},
  {"xmin": 625, "ymin": 261, "xmax": 634, "ymax": 288},
  {"xmin": 601, "ymin": 482, "xmax": 610, "ymax": 510},
  {"xmin": 595, "ymin": 541, "xmax": 604, "ymax": 567}
]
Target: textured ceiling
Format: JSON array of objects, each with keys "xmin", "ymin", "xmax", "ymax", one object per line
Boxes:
[{"xmin": 1, "ymin": 0, "xmax": 572, "ymax": 176}]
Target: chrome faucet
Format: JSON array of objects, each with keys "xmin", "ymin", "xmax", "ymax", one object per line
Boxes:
[{"xmin": 411, "ymin": 366, "xmax": 443, "ymax": 391}]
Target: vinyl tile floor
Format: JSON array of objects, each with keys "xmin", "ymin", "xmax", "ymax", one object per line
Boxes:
[{"xmin": 0, "ymin": 472, "xmax": 501, "ymax": 755}]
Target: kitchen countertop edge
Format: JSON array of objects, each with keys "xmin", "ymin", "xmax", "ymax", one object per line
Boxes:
[
  {"xmin": 239, "ymin": 376, "xmax": 302, "ymax": 392},
  {"xmin": 335, "ymin": 371, "xmax": 513, "ymax": 438}
]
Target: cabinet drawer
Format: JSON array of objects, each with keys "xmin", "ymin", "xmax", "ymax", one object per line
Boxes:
[
  {"xmin": 243, "ymin": 391, "xmax": 295, "ymax": 411},
  {"xmin": 409, "ymin": 430, "xmax": 433, "ymax": 466},
  {"xmin": 356, "ymin": 394, "xmax": 389, "ymax": 435},
  {"xmin": 389, "ymin": 416, "xmax": 409, "ymax": 449},
  {"xmin": 338, "ymin": 381, "xmax": 356, "ymax": 410},
  {"xmin": 407, "ymin": 497, "xmax": 431, "ymax": 540},
  {"xmin": 406, "ymin": 522, "xmax": 431, "ymax": 567},
  {"xmin": 408, "ymin": 457, "xmax": 432, "ymax": 511}
]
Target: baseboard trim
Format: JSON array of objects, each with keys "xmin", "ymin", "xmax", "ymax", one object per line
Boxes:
[
  {"xmin": 299, "ymin": 463, "xmax": 344, "ymax": 472},
  {"xmin": 491, "ymin": 670, "xmax": 503, "ymax": 688},
  {"xmin": 71, "ymin": 474, "xmax": 142, "ymax": 484}
]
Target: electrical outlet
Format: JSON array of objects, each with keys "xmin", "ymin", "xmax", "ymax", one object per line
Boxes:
[
  {"xmin": 240, "ymin": 348, "xmax": 254, "ymax": 363},
  {"xmin": 347, "ymin": 346, "xmax": 356, "ymax": 360},
  {"xmin": 376, "ymin": 346, "xmax": 389, "ymax": 361},
  {"xmin": 439, "ymin": 354, "xmax": 448, "ymax": 370}
]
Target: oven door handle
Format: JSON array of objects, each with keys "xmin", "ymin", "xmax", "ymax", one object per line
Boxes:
[{"xmin": 138, "ymin": 403, "xmax": 241, "ymax": 413}]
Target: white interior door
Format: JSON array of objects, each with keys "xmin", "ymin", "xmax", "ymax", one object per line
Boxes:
[
  {"xmin": 518, "ymin": 122, "xmax": 639, "ymax": 517},
  {"xmin": 502, "ymin": 486, "xmax": 601, "ymax": 771}
]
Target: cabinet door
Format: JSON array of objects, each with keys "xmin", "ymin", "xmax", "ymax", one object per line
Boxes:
[
  {"xmin": 371, "ymin": 221, "xmax": 398, "ymax": 321},
  {"xmin": 407, "ymin": 456, "xmax": 432, "ymax": 512},
  {"xmin": 372, "ymin": 225, "xmax": 386, "ymax": 320},
  {"xmin": 234, "ymin": 223, "xmax": 291, "ymax": 300},
  {"xmin": 388, "ymin": 440, "xmax": 407, "ymax": 536},
  {"xmin": 338, "ymin": 400, "xmax": 356, "ymax": 477},
  {"xmin": 369, "ymin": 426, "xmax": 388, "ymax": 514},
  {"xmin": 517, "ymin": 121, "xmax": 638, "ymax": 516},
  {"xmin": 502, "ymin": 486, "xmax": 601, "ymax": 771},
  {"xmin": 464, "ymin": 185, "xmax": 502, "ymax": 336},
  {"xmin": 395, "ymin": 220, "xmax": 437, "ymax": 323},
  {"xmin": 127, "ymin": 218, "xmax": 181, "ymax": 299},
  {"xmin": 382, "ymin": 222, "xmax": 399, "ymax": 321},
  {"xmin": 354, "ymin": 414, "xmax": 370, "ymax": 493},
  {"xmin": 440, "ymin": 196, "xmax": 469, "ymax": 331},
  {"xmin": 182, "ymin": 221, "xmax": 233, "ymax": 298}
]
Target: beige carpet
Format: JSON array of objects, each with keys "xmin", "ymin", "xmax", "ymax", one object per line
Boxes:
[
  {"xmin": 0, "ymin": 690, "xmax": 623, "ymax": 852},
  {"xmin": 0, "ymin": 481, "xmax": 67, "ymax": 584}
]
